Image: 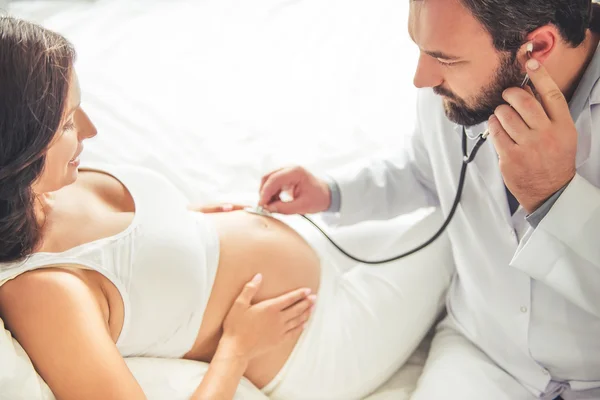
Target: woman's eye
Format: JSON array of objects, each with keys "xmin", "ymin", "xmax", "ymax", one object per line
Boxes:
[{"xmin": 63, "ymin": 121, "xmax": 75, "ymax": 131}]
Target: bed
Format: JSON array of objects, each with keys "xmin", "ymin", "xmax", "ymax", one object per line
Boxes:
[{"xmin": 0, "ymin": 1, "xmax": 448, "ymax": 398}]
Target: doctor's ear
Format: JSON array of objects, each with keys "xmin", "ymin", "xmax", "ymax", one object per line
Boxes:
[{"xmin": 523, "ymin": 27, "xmax": 559, "ymax": 64}]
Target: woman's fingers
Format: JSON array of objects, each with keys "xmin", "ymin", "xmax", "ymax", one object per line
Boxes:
[
  {"xmin": 284, "ymin": 324, "xmax": 305, "ymax": 341},
  {"xmin": 235, "ymin": 274, "xmax": 263, "ymax": 306},
  {"xmin": 282, "ymin": 296, "xmax": 315, "ymax": 320},
  {"xmin": 284, "ymin": 307, "xmax": 313, "ymax": 332},
  {"xmin": 265, "ymin": 287, "xmax": 313, "ymax": 310},
  {"xmin": 194, "ymin": 203, "xmax": 248, "ymax": 213}
]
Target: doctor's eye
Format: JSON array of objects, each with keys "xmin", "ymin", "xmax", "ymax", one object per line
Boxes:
[{"xmin": 436, "ymin": 58, "xmax": 458, "ymax": 67}]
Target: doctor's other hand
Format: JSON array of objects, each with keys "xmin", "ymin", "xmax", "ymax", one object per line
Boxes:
[
  {"xmin": 258, "ymin": 166, "xmax": 332, "ymax": 214},
  {"xmin": 488, "ymin": 58, "xmax": 577, "ymax": 213},
  {"xmin": 221, "ymin": 273, "xmax": 316, "ymax": 360}
]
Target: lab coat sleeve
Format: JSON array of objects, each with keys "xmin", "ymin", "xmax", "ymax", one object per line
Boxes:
[
  {"xmin": 320, "ymin": 108, "xmax": 439, "ymax": 227},
  {"xmin": 510, "ymin": 173, "xmax": 600, "ymax": 317}
]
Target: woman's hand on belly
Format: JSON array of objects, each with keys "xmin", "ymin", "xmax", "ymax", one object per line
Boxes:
[
  {"xmin": 222, "ymin": 273, "xmax": 315, "ymax": 360},
  {"xmin": 186, "ymin": 210, "xmax": 322, "ymax": 385},
  {"xmin": 191, "ymin": 274, "xmax": 315, "ymax": 400}
]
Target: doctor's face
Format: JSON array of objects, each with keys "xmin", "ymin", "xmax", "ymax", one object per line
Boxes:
[{"xmin": 408, "ymin": 0, "xmax": 526, "ymax": 127}]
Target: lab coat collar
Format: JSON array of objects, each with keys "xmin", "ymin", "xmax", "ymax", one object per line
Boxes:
[
  {"xmin": 571, "ymin": 40, "xmax": 600, "ymax": 109},
  {"xmin": 568, "ymin": 39, "xmax": 600, "ymax": 167}
]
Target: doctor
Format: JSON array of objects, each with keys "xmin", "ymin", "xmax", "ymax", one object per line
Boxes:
[{"xmin": 256, "ymin": 0, "xmax": 600, "ymax": 399}]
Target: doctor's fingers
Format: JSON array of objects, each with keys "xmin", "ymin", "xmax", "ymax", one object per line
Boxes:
[
  {"xmin": 259, "ymin": 168, "xmax": 285, "ymax": 192},
  {"xmin": 488, "ymin": 114, "xmax": 519, "ymax": 160},
  {"xmin": 264, "ymin": 196, "xmax": 312, "ymax": 214},
  {"xmin": 525, "ymin": 59, "xmax": 570, "ymax": 123},
  {"xmin": 493, "ymin": 104, "xmax": 533, "ymax": 144},
  {"xmin": 259, "ymin": 167, "xmax": 307, "ymax": 206},
  {"xmin": 501, "ymin": 87, "xmax": 548, "ymax": 130}
]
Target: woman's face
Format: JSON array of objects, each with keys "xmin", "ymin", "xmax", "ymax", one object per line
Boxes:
[{"xmin": 34, "ymin": 70, "xmax": 97, "ymax": 194}]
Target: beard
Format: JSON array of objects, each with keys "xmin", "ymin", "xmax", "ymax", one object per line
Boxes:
[{"xmin": 434, "ymin": 54, "xmax": 526, "ymax": 127}]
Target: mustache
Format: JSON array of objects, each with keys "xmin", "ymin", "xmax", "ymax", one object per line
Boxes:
[{"xmin": 433, "ymin": 85, "xmax": 459, "ymax": 101}]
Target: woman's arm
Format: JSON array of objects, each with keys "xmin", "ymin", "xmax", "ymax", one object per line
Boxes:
[
  {"xmin": 0, "ymin": 269, "xmax": 146, "ymax": 400},
  {"xmin": 192, "ymin": 274, "xmax": 315, "ymax": 400},
  {"xmin": 190, "ymin": 339, "xmax": 249, "ymax": 400}
]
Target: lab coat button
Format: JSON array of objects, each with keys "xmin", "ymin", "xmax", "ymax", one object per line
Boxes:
[{"xmin": 520, "ymin": 306, "xmax": 528, "ymax": 313}]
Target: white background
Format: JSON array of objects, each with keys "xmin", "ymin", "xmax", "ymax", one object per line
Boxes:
[{"xmin": 9, "ymin": 0, "xmax": 421, "ymax": 205}]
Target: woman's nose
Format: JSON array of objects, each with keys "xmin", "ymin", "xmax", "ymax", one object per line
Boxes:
[{"xmin": 77, "ymin": 108, "xmax": 98, "ymax": 140}]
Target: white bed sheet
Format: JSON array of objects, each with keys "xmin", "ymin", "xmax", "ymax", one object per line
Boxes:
[{"xmin": 2, "ymin": 1, "xmax": 434, "ymax": 399}]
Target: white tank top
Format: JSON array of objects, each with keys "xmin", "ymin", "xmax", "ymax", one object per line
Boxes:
[{"xmin": 0, "ymin": 163, "xmax": 220, "ymax": 358}]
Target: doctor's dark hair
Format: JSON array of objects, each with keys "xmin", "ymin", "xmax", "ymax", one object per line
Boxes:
[
  {"xmin": 0, "ymin": 17, "xmax": 76, "ymax": 263},
  {"xmin": 460, "ymin": 0, "xmax": 600, "ymax": 54}
]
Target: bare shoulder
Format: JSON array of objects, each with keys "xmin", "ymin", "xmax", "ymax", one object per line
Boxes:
[
  {"xmin": 1, "ymin": 266, "xmax": 89, "ymax": 300},
  {"xmin": 0, "ymin": 267, "xmax": 108, "ymax": 331}
]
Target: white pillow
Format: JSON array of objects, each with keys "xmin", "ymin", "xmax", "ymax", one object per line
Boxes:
[
  {"xmin": 126, "ymin": 358, "xmax": 267, "ymax": 400},
  {"xmin": 0, "ymin": 319, "xmax": 55, "ymax": 400},
  {"xmin": 0, "ymin": 313, "xmax": 434, "ymax": 400}
]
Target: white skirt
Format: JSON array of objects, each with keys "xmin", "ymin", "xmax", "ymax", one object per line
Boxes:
[{"xmin": 261, "ymin": 210, "xmax": 455, "ymax": 400}]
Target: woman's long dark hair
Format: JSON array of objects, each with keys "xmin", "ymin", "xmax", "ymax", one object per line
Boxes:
[{"xmin": 0, "ymin": 17, "xmax": 75, "ymax": 263}]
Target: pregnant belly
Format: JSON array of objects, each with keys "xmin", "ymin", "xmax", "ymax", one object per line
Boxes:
[{"xmin": 183, "ymin": 210, "xmax": 322, "ymax": 387}]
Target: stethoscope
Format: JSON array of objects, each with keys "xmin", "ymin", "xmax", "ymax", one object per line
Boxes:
[
  {"xmin": 248, "ymin": 73, "xmax": 532, "ymax": 264},
  {"xmin": 245, "ymin": 125, "xmax": 487, "ymax": 264},
  {"xmin": 301, "ymin": 126, "xmax": 487, "ymax": 264}
]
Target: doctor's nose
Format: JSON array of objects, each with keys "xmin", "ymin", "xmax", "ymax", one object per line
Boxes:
[{"xmin": 413, "ymin": 54, "xmax": 443, "ymax": 89}]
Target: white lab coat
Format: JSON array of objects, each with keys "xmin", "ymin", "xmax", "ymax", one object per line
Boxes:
[{"xmin": 323, "ymin": 51, "xmax": 600, "ymax": 396}]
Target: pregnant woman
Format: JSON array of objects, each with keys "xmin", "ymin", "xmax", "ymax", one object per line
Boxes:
[{"xmin": 0, "ymin": 17, "xmax": 453, "ymax": 400}]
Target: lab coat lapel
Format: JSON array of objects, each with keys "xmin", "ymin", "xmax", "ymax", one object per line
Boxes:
[{"xmin": 575, "ymin": 101, "xmax": 593, "ymax": 168}]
